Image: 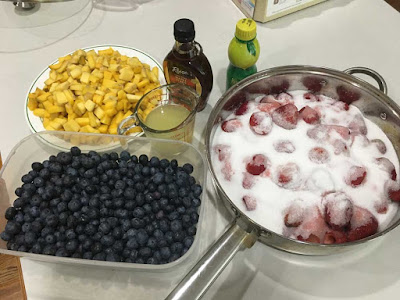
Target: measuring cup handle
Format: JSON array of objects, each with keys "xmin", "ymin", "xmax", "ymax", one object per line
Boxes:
[
  {"xmin": 344, "ymin": 67, "xmax": 388, "ymax": 95},
  {"xmin": 165, "ymin": 223, "xmax": 257, "ymax": 300},
  {"xmin": 117, "ymin": 114, "xmax": 138, "ymax": 135}
]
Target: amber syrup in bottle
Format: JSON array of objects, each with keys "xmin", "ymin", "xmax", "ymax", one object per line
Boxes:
[{"xmin": 163, "ymin": 18, "xmax": 213, "ymax": 112}]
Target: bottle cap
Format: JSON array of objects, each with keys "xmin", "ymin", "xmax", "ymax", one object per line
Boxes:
[
  {"xmin": 174, "ymin": 19, "xmax": 195, "ymax": 43},
  {"xmin": 235, "ymin": 18, "xmax": 257, "ymax": 41}
]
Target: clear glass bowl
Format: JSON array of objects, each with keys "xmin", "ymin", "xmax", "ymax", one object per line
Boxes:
[{"xmin": 0, "ymin": 131, "xmax": 207, "ymax": 271}]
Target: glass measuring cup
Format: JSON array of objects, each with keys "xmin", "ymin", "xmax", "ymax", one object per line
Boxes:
[{"xmin": 118, "ymin": 84, "xmax": 199, "ymax": 143}]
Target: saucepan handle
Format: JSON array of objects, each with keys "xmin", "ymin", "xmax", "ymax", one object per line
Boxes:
[
  {"xmin": 166, "ymin": 223, "xmax": 257, "ymax": 300},
  {"xmin": 344, "ymin": 67, "xmax": 388, "ymax": 95}
]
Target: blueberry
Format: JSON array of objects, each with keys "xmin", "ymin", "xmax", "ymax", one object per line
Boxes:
[
  {"xmin": 54, "ymin": 232, "xmax": 65, "ymax": 242},
  {"xmin": 115, "ymin": 180, "xmax": 126, "ymax": 190},
  {"xmin": 177, "ymin": 206, "xmax": 186, "ymax": 215},
  {"xmin": 136, "ymin": 229, "xmax": 149, "ymax": 246},
  {"xmin": 65, "ymin": 239, "xmax": 78, "ymax": 253},
  {"xmin": 126, "ymin": 238, "xmax": 139, "ymax": 250},
  {"xmin": 31, "ymin": 244, "xmax": 42, "ymax": 254},
  {"xmin": 191, "ymin": 212, "xmax": 199, "ymax": 224},
  {"xmin": 168, "ymin": 253, "xmax": 180, "ymax": 263},
  {"xmin": 70, "ymin": 147, "xmax": 81, "ymax": 156},
  {"xmin": 139, "ymin": 154, "xmax": 148, "ymax": 166},
  {"xmin": 13, "ymin": 198, "xmax": 24, "ymax": 209},
  {"xmin": 65, "ymin": 229, "xmax": 76, "ymax": 240},
  {"xmin": 31, "ymin": 221, "xmax": 42, "ymax": 233},
  {"xmin": 14, "ymin": 213, "xmax": 24, "ymax": 224},
  {"xmin": 141, "ymin": 166, "xmax": 151, "ymax": 177},
  {"xmin": 187, "ymin": 226, "xmax": 197, "ymax": 236},
  {"xmin": 15, "ymin": 187, "xmax": 23, "ymax": 197},
  {"xmin": 132, "ymin": 207, "xmax": 145, "ymax": 219},
  {"xmin": 45, "ymin": 234, "xmax": 56, "ymax": 244},
  {"xmin": 112, "ymin": 240, "xmax": 124, "ymax": 254},
  {"xmin": 165, "ymin": 231, "xmax": 174, "ymax": 245},
  {"xmin": 1, "ymin": 231, "xmax": 11, "ymax": 241},
  {"xmin": 106, "ymin": 253, "xmax": 121, "ymax": 262},
  {"xmin": 171, "ymin": 220, "xmax": 183, "ymax": 232},
  {"xmin": 55, "ymin": 241, "xmax": 65, "ymax": 249},
  {"xmin": 120, "ymin": 151, "xmax": 131, "ymax": 161},
  {"xmin": 135, "ymin": 182, "xmax": 145, "ymax": 193},
  {"xmin": 160, "ymin": 247, "xmax": 171, "ymax": 260},
  {"xmin": 192, "ymin": 184, "xmax": 202, "ymax": 197},
  {"xmin": 107, "ymin": 217, "xmax": 118, "ymax": 228},
  {"xmin": 153, "ymin": 251, "xmax": 162, "ymax": 262},
  {"xmin": 5, "ymin": 221, "xmax": 21, "ymax": 235},
  {"xmin": 22, "ymin": 174, "xmax": 33, "ymax": 184},
  {"xmin": 32, "ymin": 162, "xmax": 44, "ymax": 171},
  {"xmin": 111, "ymin": 189, "xmax": 124, "ymax": 199},
  {"xmin": 46, "ymin": 215, "xmax": 58, "ymax": 227},
  {"xmin": 182, "ymin": 163, "xmax": 194, "ymax": 174},
  {"xmin": 24, "ymin": 231, "xmax": 36, "ymax": 245},
  {"xmin": 159, "ymin": 159, "xmax": 169, "ymax": 169},
  {"xmin": 85, "ymin": 224, "xmax": 96, "ymax": 236},
  {"xmin": 171, "ymin": 242, "xmax": 184, "ymax": 254},
  {"xmin": 147, "ymin": 257, "xmax": 158, "ymax": 264},
  {"xmin": 192, "ymin": 198, "xmax": 201, "ymax": 207},
  {"xmin": 124, "ymin": 201, "xmax": 136, "ymax": 211},
  {"xmin": 5, "ymin": 207, "xmax": 17, "ymax": 220},
  {"xmin": 159, "ymin": 220, "xmax": 170, "ymax": 233},
  {"xmin": 91, "ymin": 242, "xmax": 102, "ymax": 254},
  {"xmin": 87, "ymin": 208, "xmax": 100, "ymax": 220},
  {"xmin": 100, "ymin": 235, "xmax": 114, "ymax": 247},
  {"xmin": 49, "ymin": 162, "xmax": 62, "ymax": 173},
  {"xmin": 173, "ymin": 231, "xmax": 185, "ymax": 242},
  {"xmin": 139, "ymin": 247, "xmax": 152, "ymax": 258},
  {"xmin": 164, "ymin": 174, "xmax": 173, "ymax": 184},
  {"xmin": 165, "ymin": 167, "xmax": 174, "ymax": 175},
  {"xmin": 93, "ymin": 252, "xmax": 106, "ymax": 261},
  {"xmin": 178, "ymin": 187, "xmax": 189, "ymax": 197},
  {"xmin": 112, "ymin": 227, "xmax": 123, "ymax": 239},
  {"xmin": 168, "ymin": 211, "xmax": 179, "ymax": 221},
  {"xmin": 83, "ymin": 252, "xmax": 93, "ymax": 260},
  {"xmin": 146, "ymin": 237, "xmax": 157, "ymax": 249},
  {"xmin": 68, "ymin": 199, "xmax": 81, "ymax": 212},
  {"xmin": 21, "ymin": 222, "xmax": 31, "ymax": 233}
]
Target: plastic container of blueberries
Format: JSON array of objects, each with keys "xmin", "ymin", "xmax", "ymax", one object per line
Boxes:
[{"xmin": 0, "ymin": 131, "xmax": 207, "ymax": 272}]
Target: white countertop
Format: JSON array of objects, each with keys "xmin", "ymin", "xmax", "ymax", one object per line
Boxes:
[{"xmin": 1, "ymin": 0, "xmax": 400, "ymax": 299}]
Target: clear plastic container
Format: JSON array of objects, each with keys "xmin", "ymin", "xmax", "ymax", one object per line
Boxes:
[{"xmin": 0, "ymin": 131, "xmax": 207, "ymax": 271}]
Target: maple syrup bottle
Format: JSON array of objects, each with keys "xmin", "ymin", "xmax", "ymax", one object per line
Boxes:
[{"xmin": 163, "ymin": 19, "xmax": 213, "ymax": 112}]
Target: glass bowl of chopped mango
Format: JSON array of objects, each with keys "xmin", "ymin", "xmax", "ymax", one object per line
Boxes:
[{"xmin": 25, "ymin": 45, "xmax": 166, "ymax": 150}]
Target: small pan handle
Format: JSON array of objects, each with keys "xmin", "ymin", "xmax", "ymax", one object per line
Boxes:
[
  {"xmin": 344, "ymin": 67, "xmax": 388, "ymax": 95},
  {"xmin": 166, "ymin": 223, "xmax": 257, "ymax": 300}
]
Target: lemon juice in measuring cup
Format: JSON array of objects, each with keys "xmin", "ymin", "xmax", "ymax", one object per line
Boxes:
[{"xmin": 118, "ymin": 84, "xmax": 198, "ymax": 143}]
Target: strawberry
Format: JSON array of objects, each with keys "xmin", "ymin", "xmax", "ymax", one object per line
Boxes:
[
  {"xmin": 221, "ymin": 119, "xmax": 243, "ymax": 132},
  {"xmin": 213, "ymin": 144, "xmax": 231, "ymax": 162},
  {"xmin": 349, "ymin": 114, "xmax": 368, "ymax": 135},
  {"xmin": 307, "ymin": 125, "xmax": 329, "ymax": 141},
  {"xmin": 322, "ymin": 191, "xmax": 353, "ymax": 230},
  {"xmin": 249, "ymin": 111, "xmax": 273, "ymax": 135},
  {"xmin": 272, "ymin": 103, "xmax": 299, "ymax": 130},
  {"xmin": 275, "ymin": 162, "xmax": 301, "ymax": 189},
  {"xmin": 323, "ymin": 230, "xmax": 348, "ymax": 244},
  {"xmin": 333, "ymin": 101, "xmax": 349, "ymax": 111},
  {"xmin": 242, "ymin": 195, "xmax": 257, "ymax": 211},
  {"xmin": 297, "ymin": 234, "xmax": 320, "ymax": 243},
  {"xmin": 303, "ymin": 93, "xmax": 318, "ymax": 102},
  {"xmin": 328, "ymin": 125, "xmax": 350, "ymax": 140},
  {"xmin": 308, "ymin": 147, "xmax": 330, "ymax": 164},
  {"xmin": 235, "ymin": 101, "xmax": 249, "ymax": 116},
  {"xmin": 302, "ymin": 76, "xmax": 324, "ymax": 93},
  {"xmin": 371, "ymin": 139, "xmax": 387, "ymax": 154},
  {"xmin": 332, "ymin": 139, "xmax": 348, "ymax": 155},
  {"xmin": 284, "ymin": 201, "xmax": 304, "ymax": 227},
  {"xmin": 336, "ymin": 85, "xmax": 360, "ymax": 105},
  {"xmin": 385, "ymin": 180, "xmax": 400, "ymax": 202},
  {"xmin": 299, "ymin": 106, "xmax": 320, "ymax": 124},
  {"xmin": 259, "ymin": 95, "xmax": 277, "ymax": 103},
  {"xmin": 376, "ymin": 157, "xmax": 397, "ymax": 180},
  {"xmin": 276, "ymin": 92, "xmax": 293, "ymax": 105},
  {"xmin": 258, "ymin": 102, "xmax": 281, "ymax": 114},
  {"xmin": 347, "ymin": 206, "xmax": 378, "ymax": 241},
  {"xmin": 295, "ymin": 206, "xmax": 328, "ymax": 244},
  {"xmin": 273, "ymin": 140, "xmax": 295, "ymax": 153},
  {"xmin": 246, "ymin": 154, "xmax": 268, "ymax": 176},
  {"xmin": 242, "ymin": 172, "xmax": 255, "ymax": 189},
  {"xmin": 345, "ymin": 166, "xmax": 367, "ymax": 187}
]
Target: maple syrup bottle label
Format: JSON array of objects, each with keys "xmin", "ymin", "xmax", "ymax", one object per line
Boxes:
[{"xmin": 163, "ymin": 61, "xmax": 202, "ymax": 96}]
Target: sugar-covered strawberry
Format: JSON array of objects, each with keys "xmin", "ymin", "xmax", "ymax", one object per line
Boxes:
[
  {"xmin": 333, "ymin": 101, "xmax": 349, "ymax": 111},
  {"xmin": 258, "ymin": 102, "xmax": 281, "ymax": 114},
  {"xmin": 242, "ymin": 195, "xmax": 257, "ymax": 211},
  {"xmin": 349, "ymin": 114, "xmax": 367, "ymax": 135},
  {"xmin": 273, "ymin": 140, "xmax": 295, "ymax": 153},
  {"xmin": 235, "ymin": 101, "xmax": 249, "ymax": 116},
  {"xmin": 242, "ymin": 172, "xmax": 256, "ymax": 189},
  {"xmin": 385, "ymin": 180, "xmax": 400, "ymax": 202},
  {"xmin": 376, "ymin": 157, "xmax": 397, "ymax": 180},
  {"xmin": 323, "ymin": 230, "xmax": 348, "ymax": 244},
  {"xmin": 308, "ymin": 147, "xmax": 330, "ymax": 164},
  {"xmin": 371, "ymin": 139, "xmax": 387, "ymax": 154},
  {"xmin": 249, "ymin": 112, "xmax": 273, "ymax": 135},
  {"xmin": 214, "ymin": 144, "xmax": 234, "ymax": 181},
  {"xmin": 345, "ymin": 166, "xmax": 367, "ymax": 187},
  {"xmin": 322, "ymin": 192, "xmax": 353, "ymax": 231},
  {"xmin": 246, "ymin": 154, "xmax": 269, "ymax": 176},
  {"xmin": 274, "ymin": 162, "xmax": 301, "ymax": 189},
  {"xmin": 295, "ymin": 206, "xmax": 328, "ymax": 243},
  {"xmin": 299, "ymin": 106, "xmax": 320, "ymax": 124},
  {"xmin": 272, "ymin": 103, "xmax": 299, "ymax": 130},
  {"xmin": 284, "ymin": 201, "xmax": 304, "ymax": 227},
  {"xmin": 347, "ymin": 206, "xmax": 378, "ymax": 241},
  {"xmin": 276, "ymin": 92, "xmax": 293, "ymax": 105},
  {"xmin": 303, "ymin": 92, "xmax": 318, "ymax": 102},
  {"xmin": 221, "ymin": 119, "xmax": 242, "ymax": 132}
]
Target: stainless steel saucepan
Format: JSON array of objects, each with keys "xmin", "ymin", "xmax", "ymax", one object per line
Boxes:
[{"xmin": 167, "ymin": 66, "xmax": 400, "ymax": 300}]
